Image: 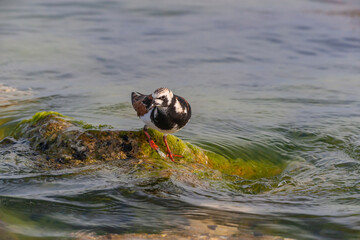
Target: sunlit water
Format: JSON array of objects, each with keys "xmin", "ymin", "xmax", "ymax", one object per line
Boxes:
[{"xmin": 0, "ymin": 0, "xmax": 360, "ymax": 239}]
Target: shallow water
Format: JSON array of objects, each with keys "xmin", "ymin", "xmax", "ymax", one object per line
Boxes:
[{"xmin": 0, "ymin": 0, "xmax": 360, "ymax": 239}]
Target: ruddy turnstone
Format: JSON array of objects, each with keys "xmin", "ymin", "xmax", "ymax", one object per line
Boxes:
[{"xmin": 131, "ymin": 87, "xmax": 191, "ymax": 161}]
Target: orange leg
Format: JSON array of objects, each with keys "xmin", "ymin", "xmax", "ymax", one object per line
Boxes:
[
  {"xmin": 163, "ymin": 135, "xmax": 183, "ymax": 162},
  {"xmin": 143, "ymin": 126, "xmax": 159, "ymax": 151}
]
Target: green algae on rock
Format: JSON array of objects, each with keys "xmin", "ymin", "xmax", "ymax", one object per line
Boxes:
[{"xmin": 9, "ymin": 112, "xmax": 285, "ymax": 179}]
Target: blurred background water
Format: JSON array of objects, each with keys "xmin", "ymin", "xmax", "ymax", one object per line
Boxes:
[{"xmin": 0, "ymin": 0, "xmax": 360, "ymax": 239}]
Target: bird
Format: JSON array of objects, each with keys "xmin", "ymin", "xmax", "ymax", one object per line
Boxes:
[{"xmin": 131, "ymin": 87, "xmax": 191, "ymax": 161}]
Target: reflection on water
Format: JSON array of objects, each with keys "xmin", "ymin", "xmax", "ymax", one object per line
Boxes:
[{"xmin": 1, "ymin": 0, "xmax": 360, "ymax": 239}]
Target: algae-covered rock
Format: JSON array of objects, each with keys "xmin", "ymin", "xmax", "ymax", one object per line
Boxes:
[{"xmin": 9, "ymin": 112, "xmax": 285, "ymax": 179}]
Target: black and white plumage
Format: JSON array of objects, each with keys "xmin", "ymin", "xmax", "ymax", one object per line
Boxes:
[{"xmin": 131, "ymin": 88, "xmax": 191, "ymax": 161}]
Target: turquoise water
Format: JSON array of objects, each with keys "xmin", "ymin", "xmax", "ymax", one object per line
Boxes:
[{"xmin": 0, "ymin": 0, "xmax": 360, "ymax": 239}]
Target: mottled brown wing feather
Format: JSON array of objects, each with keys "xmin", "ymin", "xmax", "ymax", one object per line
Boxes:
[{"xmin": 131, "ymin": 92, "xmax": 152, "ymax": 117}]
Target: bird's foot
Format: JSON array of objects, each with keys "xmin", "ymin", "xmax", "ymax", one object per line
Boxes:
[
  {"xmin": 149, "ymin": 139, "xmax": 159, "ymax": 151},
  {"xmin": 166, "ymin": 152, "xmax": 183, "ymax": 162},
  {"xmin": 143, "ymin": 126, "xmax": 159, "ymax": 151},
  {"xmin": 162, "ymin": 135, "xmax": 183, "ymax": 162}
]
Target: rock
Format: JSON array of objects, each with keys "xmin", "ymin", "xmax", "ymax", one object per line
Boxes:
[{"xmin": 9, "ymin": 112, "xmax": 285, "ymax": 179}]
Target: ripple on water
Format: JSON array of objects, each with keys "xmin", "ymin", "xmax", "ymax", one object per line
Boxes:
[{"xmin": 0, "ymin": 0, "xmax": 360, "ymax": 238}]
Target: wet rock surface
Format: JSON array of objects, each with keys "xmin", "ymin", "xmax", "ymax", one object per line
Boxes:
[
  {"xmin": 9, "ymin": 112, "xmax": 208, "ymax": 169},
  {"xmin": 7, "ymin": 112, "xmax": 284, "ymax": 179},
  {"xmin": 74, "ymin": 218, "xmax": 294, "ymax": 240},
  {"xmin": 11, "ymin": 112, "xmax": 136, "ymax": 165}
]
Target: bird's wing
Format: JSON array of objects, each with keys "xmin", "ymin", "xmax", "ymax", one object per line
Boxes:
[
  {"xmin": 175, "ymin": 95, "xmax": 191, "ymax": 115},
  {"xmin": 131, "ymin": 92, "xmax": 153, "ymax": 117}
]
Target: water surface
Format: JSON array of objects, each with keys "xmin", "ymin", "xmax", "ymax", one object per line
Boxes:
[{"xmin": 0, "ymin": 0, "xmax": 360, "ymax": 239}]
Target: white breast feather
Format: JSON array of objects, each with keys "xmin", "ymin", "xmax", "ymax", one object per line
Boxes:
[{"xmin": 140, "ymin": 109, "xmax": 157, "ymax": 129}]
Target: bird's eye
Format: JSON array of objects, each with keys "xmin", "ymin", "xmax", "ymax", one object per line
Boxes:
[{"xmin": 160, "ymin": 96, "xmax": 165, "ymax": 100}]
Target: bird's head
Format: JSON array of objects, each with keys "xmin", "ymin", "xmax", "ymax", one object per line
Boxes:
[{"xmin": 151, "ymin": 87, "xmax": 174, "ymax": 108}]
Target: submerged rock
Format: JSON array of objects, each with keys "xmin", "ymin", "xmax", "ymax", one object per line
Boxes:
[
  {"xmin": 74, "ymin": 218, "xmax": 294, "ymax": 240},
  {"xmin": 74, "ymin": 231, "xmax": 290, "ymax": 240},
  {"xmin": 8, "ymin": 112, "xmax": 285, "ymax": 179}
]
